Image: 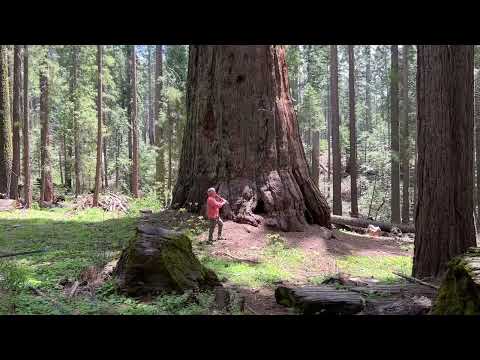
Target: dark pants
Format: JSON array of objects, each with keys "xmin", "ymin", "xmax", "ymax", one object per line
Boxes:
[{"xmin": 208, "ymin": 217, "xmax": 223, "ymax": 241}]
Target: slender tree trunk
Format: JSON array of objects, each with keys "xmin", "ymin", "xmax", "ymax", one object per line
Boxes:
[
  {"xmin": 93, "ymin": 45, "xmax": 103, "ymax": 207},
  {"xmin": 390, "ymin": 45, "xmax": 401, "ymax": 224},
  {"xmin": 330, "ymin": 45, "xmax": 342, "ymax": 215},
  {"xmin": 10, "ymin": 46, "xmax": 22, "ymax": 200},
  {"xmin": 311, "ymin": 130, "xmax": 320, "ymax": 187},
  {"xmin": 39, "ymin": 53, "xmax": 53, "ymax": 204},
  {"xmin": 348, "ymin": 45, "xmax": 358, "ymax": 217},
  {"xmin": 400, "ymin": 45, "xmax": 411, "ymax": 224},
  {"xmin": 475, "ymin": 69, "xmax": 480, "ymax": 226},
  {"xmin": 63, "ymin": 132, "xmax": 71, "ymax": 190},
  {"xmin": 167, "ymin": 101, "xmax": 173, "ymax": 198},
  {"xmin": 72, "ymin": 46, "xmax": 81, "ymax": 196},
  {"xmin": 126, "ymin": 48, "xmax": 132, "ymax": 164},
  {"xmin": 327, "ymin": 68, "xmax": 331, "ymax": 185},
  {"xmin": 155, "ymin": 45, "xmax": 165, "ymax": 200},
  {"xmin": 22, "ymin": 45, "xmax": 32, "ymax": 208},
  {"xmin": 148, "ymin": 46, "xmax": 155, "ymax": 145},
  {"xmin": 129, "ymin": 46, "xmax": 139, "ymax": 198},
  {"xmin": 0, "ymin": 46, "xmax": 12, "ymax": 195},
  {"xmin": 115, "ymin": 129, "xmax": 120, "ymax": 190},
  {"xmin": 365, "ymin": 45, "xmax": 372, "ymax": 132},
  {"xmin": 172, "ymin": 46, "xmax": 331, "ymax": 231},
  {"xmin": 59, "ymin": 142, "xmax": 64, "ymax": 186},
  {"xmin": 103, "ymin": 111, "xmax": 108, "ymax": 189},
  {"xmin": 413, "ymin": 45, "xmax": 476, "ymax": 279}
]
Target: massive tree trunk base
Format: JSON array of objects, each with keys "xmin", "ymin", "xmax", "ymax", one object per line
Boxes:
[
  {"xmin": 432, "ymin": 247, "xmax": 480, "ymax": 315},
  {"xmin": 174, "ymin": 168, "xmax": 330, "ymax": 232},
  {"xmin": 113, "ymin": 217, "xmax": 220, "ymax": 297}
]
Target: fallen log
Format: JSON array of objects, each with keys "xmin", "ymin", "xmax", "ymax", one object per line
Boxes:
[
  {"xmin": 275, "ymin": 285, "xmax": 365, "ymax": 315},
  {"xmin": 432, "ymin": 247, "xmax": 480, "ymax": 315},
  {"xmin": 331, "ymin": 215, "xmax": 415, "ymax": 234}
]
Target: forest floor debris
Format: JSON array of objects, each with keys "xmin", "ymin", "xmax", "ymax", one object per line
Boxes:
[
  {"xmin": 0, "ymin": 200, "xmax": 419, "ymax": 315},
  {"xmin": 71, "ymin": 192, "xmax": 130, "ymax": 213}
]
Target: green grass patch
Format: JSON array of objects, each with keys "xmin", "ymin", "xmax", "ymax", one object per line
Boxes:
[{"xmin": 335, "ymin": 255, "xmax": 412, "ymax": 283}]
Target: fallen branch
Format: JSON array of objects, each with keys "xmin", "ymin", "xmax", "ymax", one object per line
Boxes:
[
  {"xmin": 0, "ymin": 249, "xmax": 48, "ymax": 259},
  {"xmin": 213, "ymin": 251, "xmax": 260, "ymax": 264},
  {"xmin": 392, "ymin": 272, "xmax": 439, "ymax": 290}
]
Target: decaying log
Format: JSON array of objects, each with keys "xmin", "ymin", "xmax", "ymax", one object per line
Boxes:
[
  {"xmin": 432, "ymin": 247, "xmax": 480, "ymax": 315},
  {"xmin": 275, "ymin": 285, "xmax": 365, "ymax": 315},
  {"xmin": 331, "ymin": 215, "xmax": 415, "ymax": 234}
]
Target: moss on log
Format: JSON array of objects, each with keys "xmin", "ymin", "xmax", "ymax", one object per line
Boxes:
[
  {"xmin": 114, "ymin": 223, "xmax": 220, "ymax": 296},
  {"xmin": 432, "ymin": 247, "xmax": 480, "ymax": 315}
]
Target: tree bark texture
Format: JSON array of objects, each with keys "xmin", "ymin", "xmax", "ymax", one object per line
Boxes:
[
  {"xmin": 39, "ymin": 55, "xmax": 53, "ymax": 204},
  {"xmin": 155, "ymin": 45, "xmax": 165, "ymax": 198},
  {"xmin": 348, "ymin": 45, "xmax": 358, "ymax": 217},
  {"xmin": 400, "ymin": 45, "xmax": 411, "ymax": 224},
  {"xmin": 129, "ymin": 45, "xmax": 139, "ymax": 198},
  {"xmin": 172, "ymin": 46, "xmax": 331, "ymax": 231},
  {"xmin": 330, "ymin": 45, "xmax": 342, "ymax": 215},
  {"xmin": 413, "ymin": 45, "xmax": 476, "ymax": 279},
  {"xmin": 72, "ymin": 46, "xmax": 81, "ymax": 196},
  {"xmin": 9, "ymin": 46, "xmax": 22, "ymax": 200},
  {"xmin": 93, "ymin": 45, "xmax": 103, "ymax": 207},
  {"xmin": 390, "ymin": 45, "xmax": 401, "ymax": 224},
  {"xmin": 0, "ymin": 46, "xmax": 12, "ymax": 195},
  {"xmin": 23, "ymin": 45, "xmax": 32, "ymax": 208}
]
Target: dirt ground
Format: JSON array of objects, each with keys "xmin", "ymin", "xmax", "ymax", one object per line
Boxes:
[{"xmin": 149, "ymin": 210, "xmax": 416, "ymax": 315}]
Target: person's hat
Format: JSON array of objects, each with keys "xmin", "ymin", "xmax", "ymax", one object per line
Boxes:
[{"xmin": 207, "ymin": 187, "xmax": 216, "ymax": 193}]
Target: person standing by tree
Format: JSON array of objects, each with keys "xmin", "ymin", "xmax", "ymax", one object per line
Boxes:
[{"xmin": 206, "ymin": 187, "xmax": 228, "ymax": 244}]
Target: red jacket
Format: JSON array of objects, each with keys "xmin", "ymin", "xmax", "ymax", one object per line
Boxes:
[{"xmin": 207, "ymin": 196, "xmax": 225, "ymax": 219}]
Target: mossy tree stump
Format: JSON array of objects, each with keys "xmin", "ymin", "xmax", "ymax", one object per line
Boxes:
[
  {"xmin": 113, "ymin": 223, "xmax": 220, "ymax": 297},
  {"xmin": 432, "ymin": 247, "xmax": 480, "ymax": 315}
]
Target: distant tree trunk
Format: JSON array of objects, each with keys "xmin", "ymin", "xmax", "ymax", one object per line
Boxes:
[
  {"xmin": 22, "ymin": 45, "xmax": 32, "ymax": 208},
  {"xmin": 0, "ymin": 46, "xmax": 12, "ymax": 196},
  {"xmin": 148, "ymin": 45, "xmax": 155, "ymax": 145},
  {"xmin": 115, "ymin": 129, "xmax": 120, "ymax": 190},
  {"xmin": 63, "ymin": 132, "xmax": 71, "ymax": 190},
  {"xmin": 59, "ymin": 144, "xmax": 64, "ymax": 185},
  {"xmin": 475, "ymin": 68, "xmax": 480, "ymax": 225},
  {"xmin": 39, "ymin": 53, "xmax": 53, "ymax": 204},
  {"xmin": 129, "ymin": 45, "xmax": 139, "ymax": 198},
  {"xmin": 125, "ymin": 48, "xmax": 132, "ymax": 165},
  {"xmin": 155, "ymin": 45, "xmax": 165, "ymax": 200},
  {"xmin": 93, "ymin": 45, "xmax": 103, "ymax": 207},
  {"xmin": 10, "ymin": 46, "xmax": 22, "ymax": 200},
  {"xmin": 103, "ymin": 111, "xmax": 108, "ymax": 189},
  {"xmin": 348, "ymin": 45, "xmax": 358, "ymax": 217},
  {"xmin": 311, "ymin": 130, "xmax": 320, "ymax": 187},
  {"xmin": 330, "ymin": 45, "xmax": 342, "ymax": 216},
  {"xmin": 72, "ymin": 46, "xmax": 81, "ymax": 196},
  {"xmin": 400, "ymin": 45, "xmax": 411, "ymax": 224},
  {"xmin": 390, "ymin": 45, "xmax": 400, "ymax": 224},
  {"xmin": 167, "ymin": 100, "xmax": 173, "ymax": 198},
  {"xmin": 413, "ymin": 45, "xmax": 476, "ymax": 280},
  {"xmin": 365, "ymin": 46, "xmax": 372, "ymax": 132},
  {"xmin": 172, "ymin": 46, "xmax": 331, "ymax": 231}
]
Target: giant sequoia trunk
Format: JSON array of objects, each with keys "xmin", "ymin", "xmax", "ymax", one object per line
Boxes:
[
  {"xmin": 172, "ymin": 46, "xmax": 330, "ymax": 231},
  {"xmin": 414, "ymin": 46, "xmax": 476, "ymax": 279},
  {"xmin": 400, "ymin": 45, "xmax": 410, "ymax": 224}
]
